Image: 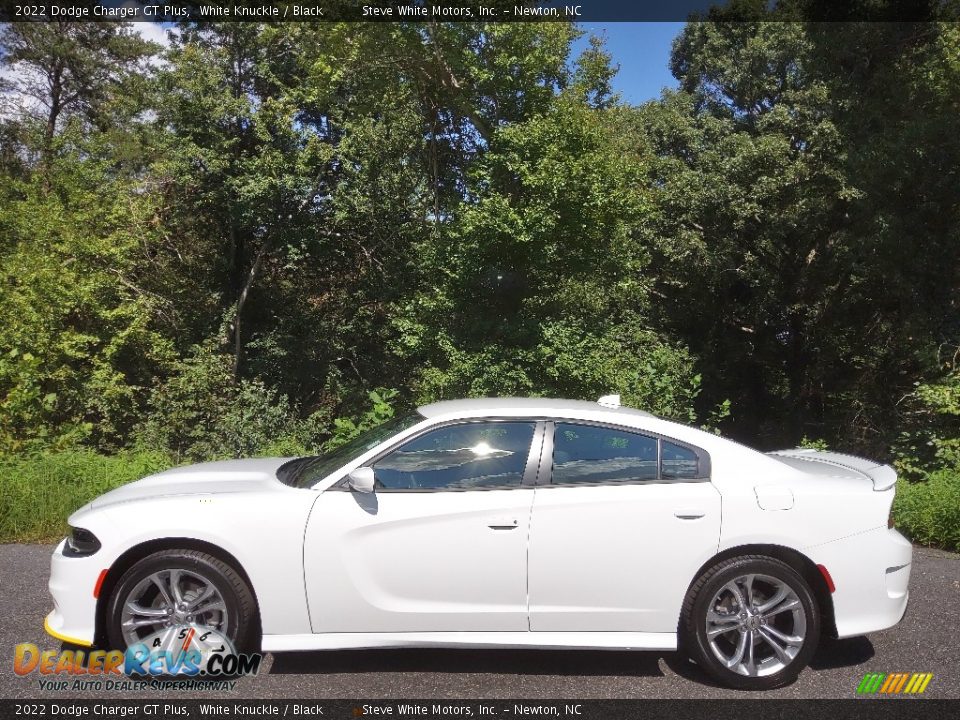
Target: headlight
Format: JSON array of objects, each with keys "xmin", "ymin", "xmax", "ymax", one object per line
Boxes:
[{"xmin": 64, "ymin": 527, "xmax": 101, "ymax": 557}]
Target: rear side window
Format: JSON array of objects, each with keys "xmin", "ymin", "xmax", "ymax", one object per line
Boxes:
[
  {"xmin": 552, "ymin": 424, "xmax": 658, "ymax": 484},
  {"xmin": 550, "ymin": 423, "xmax": 709, "ymax": 484},
  {"xmin": 661, "ymin": 441, "xmax": 700, "ymax": 479}
]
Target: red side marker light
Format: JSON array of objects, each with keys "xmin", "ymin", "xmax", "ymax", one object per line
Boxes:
[
  {"xmin": 93, "ymin": 569, "xmax": 108, "ymax": 599},
  {"xmin": 817, "ymin": 563, "xmax": 836, "ymax": 593}
]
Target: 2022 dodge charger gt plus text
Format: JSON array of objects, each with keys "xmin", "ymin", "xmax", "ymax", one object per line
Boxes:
[{"xmin": 45, "ymin": 396, "xmax": 912, "ymax": 689}]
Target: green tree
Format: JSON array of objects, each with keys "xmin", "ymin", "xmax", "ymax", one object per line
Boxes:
[
  {"xmin": 0, "ymin": 22, "xmax": 156, "ymax": 172},
  {"xmin": 394, "ymin": 60, "xmax": 702, "ymax": 417},
  {"xmin": 142, "ymin": 22, "xmax": 431, "ymax": 425},
  {"xmin": 0, "ymin": 22, "xmax": 168, "ymax": 453},
  {"xmin": 638, "ymin": 15, "xmax": 960, "ymax": 453}
]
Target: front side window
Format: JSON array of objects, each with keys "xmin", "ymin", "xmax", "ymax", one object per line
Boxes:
[
  {"xmin": 372, "ymin": 422, "xmax": 536, "ymax": 491},
  {"xmin": 278, "ymin": 413, "xmax": 423, "ymax": 488},
  {"xmin": 552, "ymin": 423, "xmax": 659, "ymax": 484}
]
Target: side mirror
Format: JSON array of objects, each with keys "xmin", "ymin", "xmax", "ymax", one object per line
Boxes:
[{"xmin": 347, "ymin": 467, "xmax": 376, "ymax": 494}]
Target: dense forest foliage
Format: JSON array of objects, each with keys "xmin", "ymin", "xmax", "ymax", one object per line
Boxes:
[{"xmin": 1, "ymin": 8, "xmax": 959, "ymax": 545}]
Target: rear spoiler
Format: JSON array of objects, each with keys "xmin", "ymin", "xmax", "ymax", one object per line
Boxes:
[{"xmin": 768, "ymin": 448, "xmax": 897, "ymax": 491}]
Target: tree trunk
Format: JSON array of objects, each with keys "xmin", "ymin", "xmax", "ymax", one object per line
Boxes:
[
  {"xmin": 42, "ymin": 63, "xmax": 63, "ymax": 190},
  {"xmin": 229, "ymin": 239, "xmax": 272, "ymax": 379}
]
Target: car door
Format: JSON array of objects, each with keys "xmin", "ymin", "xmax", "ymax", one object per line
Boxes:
[
  {"xmin": 528, "ymin": 421, "xmax": 721, "ymax": 632},
  {"xmin": 304, "ymin": 420, "xmax": 542, "ymax": 633}
]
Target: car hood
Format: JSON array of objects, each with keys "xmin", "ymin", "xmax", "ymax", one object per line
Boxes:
[{"xmin": 89, "ymin": 457, "xmax": 296, "ymax": 509}]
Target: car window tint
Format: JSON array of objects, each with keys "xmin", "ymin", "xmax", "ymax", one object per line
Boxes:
[
  {"xmin": 661, "ymin": 441, "xmax": 699, "ymax": 479},
  {"xmin": 552, "ymin": 424, "xmax": 658, "ymax": 484},
  {"xmin": 373, "ymin": 422, "xmax": 535, "ymax": 490}
]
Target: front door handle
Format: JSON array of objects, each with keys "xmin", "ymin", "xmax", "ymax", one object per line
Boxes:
[
  {"xmin": 487, "ymin": 516, "xmax": 519, "ymax": 530},
  {"xmin": 674, "ymin": 510, "xmax": 706, "ymax": 520}
]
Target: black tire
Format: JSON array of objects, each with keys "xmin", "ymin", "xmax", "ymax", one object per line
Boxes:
[
  {"xmin": 105, "ymin": 549, "xmax": 257, "ymax": 653},
  {"xmin": 680, "ymin": 555, "xmax": 820, "ymax": 690}
]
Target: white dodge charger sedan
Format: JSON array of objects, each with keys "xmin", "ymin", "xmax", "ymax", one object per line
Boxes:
[{"xmin": 46, "ymin": 396, "xmax": 911, "ymax": 689}]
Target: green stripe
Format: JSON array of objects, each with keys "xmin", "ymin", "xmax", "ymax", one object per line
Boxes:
[{"xmin": 857, "ymin": 673, "xmax": 885, "ymax": 693}]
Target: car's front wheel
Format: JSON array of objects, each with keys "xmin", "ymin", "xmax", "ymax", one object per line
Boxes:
[
  {"xmin": 105, "ymin": 549, "xmax": 256, "ymax": 654},
  {"xmin": 681, "ymin": 555, "xmax": 820, "ymax": 690}
]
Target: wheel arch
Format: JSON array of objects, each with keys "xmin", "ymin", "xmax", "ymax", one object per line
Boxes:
[
  {"xmin": 94, "ymin": 537, "xmax": 262, "ymax": 649},
  {"xmin": 681, "ymin": 543, "xmax": 837, "ymax": 639}
]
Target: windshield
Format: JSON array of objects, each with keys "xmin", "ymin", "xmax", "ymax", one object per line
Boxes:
[{"xmin": 277, "ymin": 412, "xmax": 424, "ymax": 488}]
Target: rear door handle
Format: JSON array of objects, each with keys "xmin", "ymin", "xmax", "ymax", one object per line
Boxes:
[
  {"xmin": 487, "ymin": 516, "xmax": 519, "ymax": 530},
  {"xmin": 674, "ymin": 510, "xmax": 705, "ymax": 520}
]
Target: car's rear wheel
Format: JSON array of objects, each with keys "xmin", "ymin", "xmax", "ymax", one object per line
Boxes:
[
  {"xmin": 681, "ymin": 555, "xmax": 820, "ymax": 690},
  {"xmin": 105, "ymin": 549, "xmax": 256, "ymax": 653}
]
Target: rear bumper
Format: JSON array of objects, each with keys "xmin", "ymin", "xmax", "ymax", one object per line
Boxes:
[{"xmin": 806, "ymin": 527, "xmax": 912, "ymax": 638}]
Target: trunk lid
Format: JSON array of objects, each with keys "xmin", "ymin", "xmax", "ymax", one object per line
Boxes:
[{"xmin": 767, "ymin": 448, "xmax": 897, "ymax": 491}]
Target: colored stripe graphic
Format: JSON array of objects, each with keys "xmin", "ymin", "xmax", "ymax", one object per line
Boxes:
[
  {"xmin": 879, "ymin": 674, "xmax": 897, "ymax": 693},
  {"xmin": 857, "ymin": 673, "xmax": 885, "ymax": 693},
  {"xmin": 857, "ymin": 672, "xmax": 933, "ymax": 694}
]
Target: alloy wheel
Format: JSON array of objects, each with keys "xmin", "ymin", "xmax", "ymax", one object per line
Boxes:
[
  {"xmin": 704, "ymin": 573, "xmax": 807, "ymax": 677},
  {"xmin": 119, "ymin": 568, "xmax": 229, "ymax": 649}
]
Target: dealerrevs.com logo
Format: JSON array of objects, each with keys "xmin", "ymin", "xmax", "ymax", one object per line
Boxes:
[
  {"xmin": 857, "ymin": 672, "xmax": 934, "ymax": 695},
  {"xmin": 14, "ymin": 625, "xmax": 261, "ymax": 691}
]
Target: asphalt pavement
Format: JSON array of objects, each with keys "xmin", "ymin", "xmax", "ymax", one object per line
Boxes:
[{"xmin": 2, "ymin": 544, "xmax": 957, "ymax": 699}]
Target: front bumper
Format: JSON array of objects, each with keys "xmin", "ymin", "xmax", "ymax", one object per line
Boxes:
[
  {"xmin": 807, "ymin": 526, "xmax": 912, "ymax": 638},
  {"xmin": 45, "ymin": 539, "xmax": 102, "ymax": 647}
]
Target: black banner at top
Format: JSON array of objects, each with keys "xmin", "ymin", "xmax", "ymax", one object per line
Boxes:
[{"xmin": 0, "ymin": 0, "xmax": 954, "ymax": 23}]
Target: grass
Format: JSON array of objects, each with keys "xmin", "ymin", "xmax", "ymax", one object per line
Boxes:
[
  {"xmin": 0, "ymin": 450, "xmax": 172, "ymax": 543},
  {"xmin": 893, "ymin": 469, "xmax": 960, "ymax": 552}
]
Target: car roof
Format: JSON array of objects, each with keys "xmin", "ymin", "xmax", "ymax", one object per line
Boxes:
[{"xmin": 417, "ymin": 397, "xmax": 655, "ymax": 420}]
